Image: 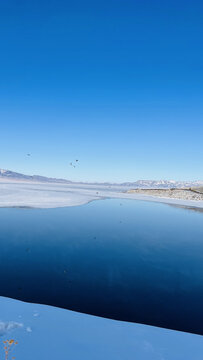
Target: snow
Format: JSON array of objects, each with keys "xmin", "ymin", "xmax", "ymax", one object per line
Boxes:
[
  {"xmin": 0, "ymin": 296, "xmax": 202, "ymax": 360},
  {"xmin": 0, "ymin": 180, "xmax": 203, "ymax": 209}
]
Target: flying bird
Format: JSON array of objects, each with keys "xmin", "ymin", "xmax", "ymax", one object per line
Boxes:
[{"xmin": 70, "ymin": 159, "xmax": 79, "ymax": 168}]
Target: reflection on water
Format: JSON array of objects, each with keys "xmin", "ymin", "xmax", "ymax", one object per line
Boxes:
[
  {"xmin": 167, "ymin": 203, "xmax": 203, "ymax": 214},
  {"xmin": 0, "ymin": 199, "xmax": 203, "ymax": 335}
]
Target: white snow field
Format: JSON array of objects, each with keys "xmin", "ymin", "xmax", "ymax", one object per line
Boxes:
[{"xmin": 1, "ymin": 180, "xmax": 203, "ymax": 209}]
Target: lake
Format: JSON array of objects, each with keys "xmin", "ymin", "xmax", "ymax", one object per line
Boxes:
[{"xmin": 0, "ymin": 199, "xmax": 203, "ymax": 335}]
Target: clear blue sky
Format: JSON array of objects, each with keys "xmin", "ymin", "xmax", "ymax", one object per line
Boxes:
[{"xmin": 0, "ymin": 0, "xmax": 202, "ymax": 182}]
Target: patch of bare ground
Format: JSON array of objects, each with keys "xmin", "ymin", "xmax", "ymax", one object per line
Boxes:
[{"xmin": 127, "ymin": 188, "xmax": 203, "ymax": 201}]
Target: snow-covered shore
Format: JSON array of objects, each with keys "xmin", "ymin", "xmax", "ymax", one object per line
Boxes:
[{"xmin": 0, "ymin": 180, "xmax": 203, "ymax": 209}]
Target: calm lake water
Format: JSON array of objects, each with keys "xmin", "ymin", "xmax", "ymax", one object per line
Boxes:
[{"xmin": 0, "ymin": 199, "xmax": 203, "ymax": 335}]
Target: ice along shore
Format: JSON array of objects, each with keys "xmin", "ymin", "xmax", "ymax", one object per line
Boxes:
[{"xmin": 1, "ymin": 180, "xmax": 203, "ymax": 209}]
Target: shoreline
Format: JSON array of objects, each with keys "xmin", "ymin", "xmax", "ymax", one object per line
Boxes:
[{"xmin": 0, "ymin": 181, "xmax": 203, "ymax": 209}]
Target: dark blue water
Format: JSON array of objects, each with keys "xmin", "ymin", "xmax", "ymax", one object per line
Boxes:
[{"xmin": 0, "ymin": 199, "xmax": 203, "ymax": 335}]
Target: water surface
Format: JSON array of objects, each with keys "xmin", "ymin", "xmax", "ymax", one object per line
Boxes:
[{"xmin": 0, "ymin": 199, "xmax": 203, "ymax": 335}]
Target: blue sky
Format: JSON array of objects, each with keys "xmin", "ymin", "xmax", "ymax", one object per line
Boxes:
[{"xmin": 0, "ymin": 0, "xmax": 203, "ymax": 182}]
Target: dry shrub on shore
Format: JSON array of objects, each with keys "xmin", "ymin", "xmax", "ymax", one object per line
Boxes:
[{"xmin": 3, "ymin": 339, "xmax": 18, "ymax": 360}]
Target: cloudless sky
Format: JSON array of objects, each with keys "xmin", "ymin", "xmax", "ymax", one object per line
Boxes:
[{"xmin": 0, "ymin": 0, "xmax": 203, "ymax": 182}]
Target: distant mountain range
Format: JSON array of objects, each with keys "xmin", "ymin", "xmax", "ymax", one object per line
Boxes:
[
  {"xmin": 1, "ymin": 168, "xmax": 203, "ymax": 188},
  {"xmin": 0, "ymin": 169, "xmax": 72, "ymax": 184}
]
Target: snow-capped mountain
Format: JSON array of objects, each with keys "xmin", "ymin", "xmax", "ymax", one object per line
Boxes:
[
  {"xmin": 0, "ymin": 169, "xmax": 72, "ymax": 184},
  {"xmin": 0, "ymin": 169, "xmax": 203, "ymax": 188},
  {"xmin": 121, "ymin": 180, "xmax": 203, "ymax": 188}
]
